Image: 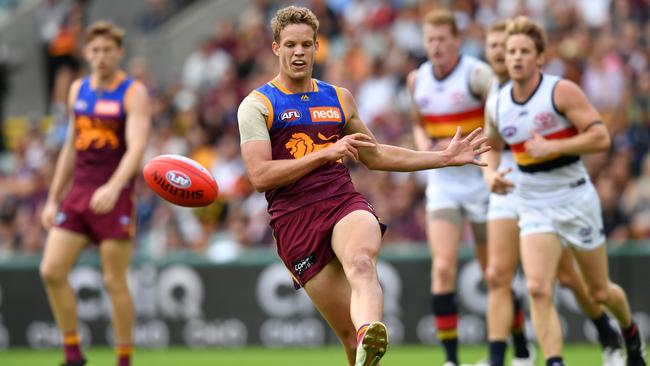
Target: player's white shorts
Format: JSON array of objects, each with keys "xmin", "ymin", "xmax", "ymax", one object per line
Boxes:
[
  {"xmin": 518, "ymin": 183, "xmax": 605, "ymax": 250},
  {"xmin": 487, "ymin": 191, "xmax": 518, "ymax": 220},
  {"xmin": 426, "ymin": 165, "xmax": 489, "ymax": 223}
]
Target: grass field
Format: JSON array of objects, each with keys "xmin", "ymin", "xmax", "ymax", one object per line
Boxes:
[{"xmin": 2, "ymin": 344, "xmax": 646, "ymax": 366}]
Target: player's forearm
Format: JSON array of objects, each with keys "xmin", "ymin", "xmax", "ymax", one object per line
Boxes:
[
  {"xmin": 412, "ymin": 124, "xmax": 432, "ymax": 151},
  {"xmin": 47, "ymin": 144, "xmax": 75, "ymax": 204},
  {"xmin": 551, "ymin": 128, "xmax": 610, "ymax": 156},
  {"xmin": 362, "ymin": 144, "xmax": 452, "ymax": 171},
  {"xmin": 106, "ymin": 146, "xmax": 146, "ymax": 190},
  {"xmin": 247, "ymin": 153, "xmax": 329, "ymax": 192},
  {"xmin": 481, "ymin": 148, "xmax": 502, "ymax": 178}
]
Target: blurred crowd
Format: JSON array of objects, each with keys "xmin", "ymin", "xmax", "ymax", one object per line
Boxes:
[{"xmin": 1, "ymin": 0, "xmax": 650, "ymax": 260}]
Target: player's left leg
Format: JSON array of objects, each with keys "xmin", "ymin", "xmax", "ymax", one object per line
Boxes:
[
  {"xmin": 571, "ymin": 245, "xmax": 647, "ymax": 366},
  {"xmin": 556, "ymin": 249, "xmax": 624, "ymax": 366},
  {"xmin": 100, "ymin": 239, "xmax": 134, "ymax": 366},
  {"xmin": 331, "ymin": 209, "xmax": 388, "ymax": 366},
  {"xmin": 304, "ymin": 259, "xmax": 356, "ymax": 365}
]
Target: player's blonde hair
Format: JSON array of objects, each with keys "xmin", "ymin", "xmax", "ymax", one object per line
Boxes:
[
  {"xmin": 84, "ymin": 20, "xmax": 125, "ymax": 47},
  {"xmin": 424, "ymin": 9, "xmax": 458, "ymax": 36},
  {"xmin": 271, "ymin": 6, "xmax": 319, "ymax": 43},
  {"xmin": 487, "ymin": 19, "xmax": 509, "ymax": 35},
  {"xmin": 506, "ymin": 16, "xmax": 547, "ymax": 54}
]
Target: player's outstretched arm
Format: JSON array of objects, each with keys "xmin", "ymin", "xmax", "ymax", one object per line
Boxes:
[
  {"xmin": 241, "ymin": 134, "xmax": 375, "ymax": 192},
  {"xmin": 525, "ymin": 79, "xmax": 610, "ymax": 159},
  {"xmin": 238, "ymin": 94, "xmax": 376, "ymax": 192},
  {"xmin": 89, "ymin": 81, "xmax": 151, "ymax": 214},
  {"xmin": 337, "ymin": 88, "xmax": 490, "ymax": 171},
  {"xmin": 41, "ymin": 79, "xmax": 82, "ymax": 229}
]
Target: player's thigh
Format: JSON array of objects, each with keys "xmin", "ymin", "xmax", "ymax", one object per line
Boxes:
[
  {"xmin": 331, "ymin": 210, "xmax": 382, "ymax": 267},
  {"xmin": 570, "ymin": 243, "xmax": 610, "ymax": 293},
  {"xmin": 520, "ymin": 233, "xmax": 563, "ymax": 292},
  {"xmin": 486, "ymin": 218, "xmax": 520, "ymax": 283},
  {"xmin": 304, "ymin": 259, "xmax": 355, "ymax": 339},
  {"xmin": 426, "ymin": 208, "xmax": 463, "ymax": 262},
  {"xmin": 40, "ymin": 228, "xmax": 89, "ymax": 280},
  {"xmin": 99, "ymin": 239, "xmax": 132, "ymax": 283},
  {"xmin": 556, "ymin": 248, "xmax": 582, "ymax": 287}
]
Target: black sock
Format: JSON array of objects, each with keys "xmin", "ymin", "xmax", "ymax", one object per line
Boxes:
[
  {"xmin": 622, "ymin": 322, "xmax": 644, "ymax": 359},
  {"xmin": 489, "ymin": 341, "xmax": 507, "ymax": 366},
  {"xmin": 546, "ymin": 356, "xmax": 564, "ymax": 366},
  {"xmin": 511, "ymin": 290, "xmax": 530, "ymax": 358},
  {"xmin": 431, "ymin": 293, "xmax": 459, "ymax": 364},
  {"xmin": 591, "ymin": 312, "xmax": 621, "ymax": 349}
]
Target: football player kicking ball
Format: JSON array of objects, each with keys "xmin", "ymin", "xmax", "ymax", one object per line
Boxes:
[
  {"xmin": 237, "ymin": 6, "xmax": 490, "ymax": 366},
  {"xmin": 483, "ymin": 16, "xmax": 646, "ymax": 366},
  {"xmin": 40, "ymin": 21, "xmax": 151, "ymax": 366},
  {"xmin": 479, "ymin": 19, "xmax": 626, "ymax": 366}
]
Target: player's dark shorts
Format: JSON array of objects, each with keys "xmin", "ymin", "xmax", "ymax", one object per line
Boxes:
[
  {"xmin": 270, "ymin": 193, "xmax": 386, "ymax": 289},
  {"xmin": 54, "ymin": 183, "xmax": 135, "ymax": 243}
]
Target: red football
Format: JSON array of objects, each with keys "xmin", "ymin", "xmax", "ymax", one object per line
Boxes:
[{"xmin": 143, "ymin": 154, "xmax": 218, "ymax": 207}]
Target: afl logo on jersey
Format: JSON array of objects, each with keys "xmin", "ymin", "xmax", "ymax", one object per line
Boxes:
[
  {"xmin": 501, "ymin": 126, "xmax": 517, "ymax": 138},
  {"xmin": 166, "ymin": 170, "xmax": 192, "ymax": 188},
  {"xmin": 280, "ymin": 109, "xmax": 302, "ymax": 122}
]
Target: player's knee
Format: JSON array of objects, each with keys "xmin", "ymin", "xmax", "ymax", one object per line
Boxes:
[
  {"xmin": 39, "ymin": 264, "xmax": 65, "ymax": 286},
  {"xmin": 527, "ymin": 280, "xmax": 553, "ymax": 302},
  {"xmin": 588, "ymin": 286, "xmax": 610, "ymax": 304},
  {"xmin": 102, "ymin": 273, "xmax": 128, "ymax": 294},
  {"xmin": 433, "ymin": 259, "xmax": 456, "ymax": 285},
  {"xmin": 348, "ymin": 253, "xmax": 374, "ymax": 278},
  {"xmin": 485, "ymin": 265, "xmax": 511, "ymax": 290}
]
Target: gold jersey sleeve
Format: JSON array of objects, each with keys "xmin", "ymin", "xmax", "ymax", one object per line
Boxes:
[{"xmin": 237, "ymin": 93, "xmax": 271, "ymax": 144}]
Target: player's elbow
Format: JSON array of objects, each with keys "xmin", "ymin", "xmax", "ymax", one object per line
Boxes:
[
  {"xmin": 247, "ymin": 172, "xmax": 272, "ymax": 192},
  {"xmin": 592, "ymin": 129, "xmax": 611, "ymax": 152}
]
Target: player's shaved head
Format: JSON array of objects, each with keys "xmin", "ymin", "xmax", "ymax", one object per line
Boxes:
[{"xmin": 271, "ymin": 6, "xmax": 319, "ymax": 43}]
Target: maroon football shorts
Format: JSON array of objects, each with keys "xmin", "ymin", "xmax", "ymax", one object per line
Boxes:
[
  {"xmin": 270, "ymin": 193, "xmax": 386, "ymax": 289},
  {"xmin": 54, "ymin": 183, "xmax": 135, "ymax": 243}
]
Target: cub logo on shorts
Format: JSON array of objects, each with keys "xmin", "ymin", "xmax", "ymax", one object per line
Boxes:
[
  {"xmin": 293, "ymin": 253, "xmax": 316, "ymax": 276},
  {"xmin": 279, "ymin": 109, "xmax": 302, "ymax": 122},
  {"xmin": 309, "ymin": 106, "xmax": 342, "ymax": 123},
  {"xmin": 166, "ymin": 170, "xmax": 192, "ymax": 188}
]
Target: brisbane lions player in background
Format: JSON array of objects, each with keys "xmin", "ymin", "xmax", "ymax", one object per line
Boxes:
[{"xmin": 40, "ymin": 21, "xmax": 151, "ymax": 366}]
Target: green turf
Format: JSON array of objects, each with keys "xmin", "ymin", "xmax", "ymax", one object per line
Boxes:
[{"xmin": 0, "ymin": 344, "xmax": 645, "ymax": 366}]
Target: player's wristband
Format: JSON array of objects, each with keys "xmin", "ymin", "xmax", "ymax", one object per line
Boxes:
[{"xmin": 583, "ymin": 120, "xmax": 603, "ymax": 132}]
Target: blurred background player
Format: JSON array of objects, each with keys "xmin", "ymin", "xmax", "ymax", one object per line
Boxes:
[
  {"xmin": 484, "ymin": 15, "xmax": 646, "ymax": 366},
  {"xmin": 405, "ymin": 9, "xmax": 525, "ymax": 366},
  {"xmin": 237, "ymin": 6, "xmax": 490, "ymax": 366},
  {"xmin": 481, "ymin": 19, "xmax": 624, "ymax": 366},
  {"xmin": 39, "ymin": 21, "xmax": 151, "ymax": 366}
]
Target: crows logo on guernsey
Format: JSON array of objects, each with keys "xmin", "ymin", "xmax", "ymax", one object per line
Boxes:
[{"xmin": 279, "ymin": 109, "xmax": 302, "ymax": 122}]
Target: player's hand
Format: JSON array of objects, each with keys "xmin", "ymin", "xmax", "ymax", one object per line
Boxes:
[
  {"xmin": 41, "ymin": 201, "xmax": 58, "ymax": 229},
  {"xmin": 485, "ymin": 167, "xmax": 515, "ymax": 195},
  {"xmin": 525, "ymin": 130, "xmax": 557, "ymax": 158},
  {"xmin": 444, "ymin": 127, "xmax": 491, "ymax": 166},
  {"xmin": 324, "ymin": 133, "xmax": 376, "ymax": 163},
  {"xmin": 89, "ymin": 183, "xmax": 121, "ymax": 214}
]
